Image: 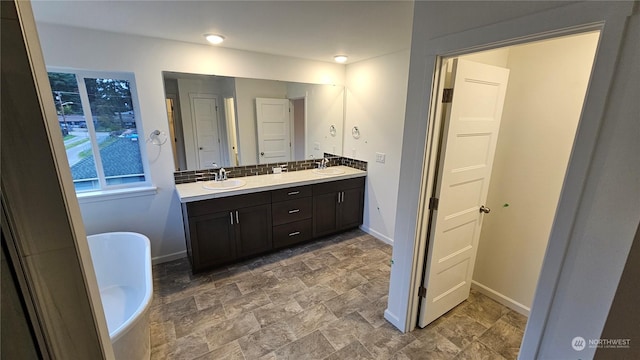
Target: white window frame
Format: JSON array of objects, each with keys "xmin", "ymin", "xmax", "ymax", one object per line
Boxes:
[{"xmin": 47, "ymin": 68, "xmax": 153, "ymax": 194}]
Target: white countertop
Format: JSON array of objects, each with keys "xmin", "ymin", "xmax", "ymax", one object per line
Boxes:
[{"xmin": 175, "ymin": 165, "xmax": 367, "ymax": 203}]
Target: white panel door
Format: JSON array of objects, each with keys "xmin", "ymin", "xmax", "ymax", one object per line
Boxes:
[
  {"xmin": 419, "ymin": 59, "xmax": 510, "ymax": 327},
  {"xmin": 191, "ymin": 94, "xmax": 222, "ymax": 169},
  {"xmin": 256, "ymin": 98, "xmax": 291, "ymax": 164}
]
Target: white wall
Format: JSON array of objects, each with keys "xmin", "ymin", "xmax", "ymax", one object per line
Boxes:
[
  {"xmin": 390, "ymin": 3, "xmax": 638, "ymax": 360},
  {"xmin": 35, "ymin": 23, "xmax": 344, "ymax": 262},
  {"xmin": 472, "ymin": 32, "xmax": 600, "ymax": 313},
  {"xmin": 235, "ymin": 78, "xmax": 287, "ymax": 165},
  {"xmin": 344, "ymin": 50, "xmax": 410, "ymax": 244}
]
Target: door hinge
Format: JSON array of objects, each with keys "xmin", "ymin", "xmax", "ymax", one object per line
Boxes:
[
  {"xmin": 442, "ymin": 88, "xmax": 454, "ymax": 103},
  {"xmin": 418, "ymin": 286, "xmax": 427, "ymax": 298},
  {"xmin": 429, "ymin": 197, "xmax": 439, "ymax": 210}
]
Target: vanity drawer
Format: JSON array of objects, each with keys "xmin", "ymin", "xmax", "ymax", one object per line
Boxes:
[
  {"xmin": 271, "ymin": 185, "xmax": 312, "ymax": 202},
  {"xmin": 273, "ymin": 219, "xmax": 312, "ymax": 249},
  {"xmin": 187, "ymin": 192, "xmax": 271, "ymax": 217},
  {"xmin": 272, "ymin": 197, "xmax": 312, "ymax": 226}
]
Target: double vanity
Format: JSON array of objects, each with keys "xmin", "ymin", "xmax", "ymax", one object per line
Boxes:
[{"xmin": 175, "ymin": 166, "xmax": 366, "ymax": 273}]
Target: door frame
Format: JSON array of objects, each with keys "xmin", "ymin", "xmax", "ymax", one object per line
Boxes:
[{"xmin": 386, "ymin": 1, "xmax": 634, "ymax": 358}]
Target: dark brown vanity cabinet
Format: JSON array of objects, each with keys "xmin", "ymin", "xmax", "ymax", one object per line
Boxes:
[
  {"xmin": 182, "ymin": 192, "xmax": 272, "ymax": 272},
  {"xmin": 312, "ymin": 177, "xmax": 365, "ymax": 238},
  {"xmin": 182, "ymin": 176, "xmax": 365, "ymax": 273}
]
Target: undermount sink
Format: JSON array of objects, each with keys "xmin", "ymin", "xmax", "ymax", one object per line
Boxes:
[
  {"xmin": 312, "ymin": 168, "xmax": 345, "ymax": 175},
  {"xmin": 202, "ymin": 179, "xmax": 246, "ymax": 190}
]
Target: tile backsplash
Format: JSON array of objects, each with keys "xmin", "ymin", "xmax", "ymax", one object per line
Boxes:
[{"xmin": 173, "ymin": 154, "xmax": 367, "ymax": 185}]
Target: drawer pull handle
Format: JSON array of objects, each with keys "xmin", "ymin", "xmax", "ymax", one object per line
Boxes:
[
  {"xmin": 288, "ymin": 191, "xmax": 300, "ymax": 195},
  {"xmin": 288, "ymin": 209, "xmax": 300, "ymax": 214},
  {"xmin": 289, "ymin": 231, "xmax": 301, "ymax": 237}
]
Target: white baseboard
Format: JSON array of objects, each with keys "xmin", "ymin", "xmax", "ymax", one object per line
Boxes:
[
  {"xmin": 471, "ymin": 280, "xmax": 530, "ymax": 316},
  {"xmin": 384, "ymin": 309, "xmax": 404, "ymax": 331},
  {"xmin": 152, "ymin": 250, "xmax": 187, "ymax": 265},
  {"xmin": 360, "ymin": 225, "xmax": 393, "ymax": 245}
]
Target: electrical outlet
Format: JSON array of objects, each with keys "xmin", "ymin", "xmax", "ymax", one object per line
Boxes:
[{"xmin": 376, "ymin": 152, "xmax": 386, "ymax": 163}]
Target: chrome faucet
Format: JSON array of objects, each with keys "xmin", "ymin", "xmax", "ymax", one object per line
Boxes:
[
  {"xmin": 211, "ymin": 163, "xmax": 227, "ymax": 181},
  {"xmin": 217, "ymin": 168, "xmax": 227, "ymax": 181}
]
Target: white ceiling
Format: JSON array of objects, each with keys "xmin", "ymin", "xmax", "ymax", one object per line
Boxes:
[{"xmin": 31, "ymin": 0, "xmax": 414, "ymax": 64}]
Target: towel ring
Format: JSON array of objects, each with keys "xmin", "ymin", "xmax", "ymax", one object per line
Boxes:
[
  {"xmin": 147, "ymin": 130, "xmax": 168, "ymax": 145},
  {"xmin": 352, "ymin": 126, "xmax": 361, "ymax": 139}
]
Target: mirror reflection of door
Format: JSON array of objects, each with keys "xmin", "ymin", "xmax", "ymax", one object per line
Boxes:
[
  {"xmin": 291, "ymin": 98, "xmax": 306, "ymax": 161},
  {"xmin": 256, "ymin": 98, "xmax": 292, "ymax": 164},
  {"xmin": 191, "ymin": 94, "xmax": 224, "ymax": 169},
  {"xmin": 224, "ymin": 97, "xmax": 239, "ymax": 166},
  {"xmin": 165, "ymin": 98, "xmax": 180, "ymax": 170}
]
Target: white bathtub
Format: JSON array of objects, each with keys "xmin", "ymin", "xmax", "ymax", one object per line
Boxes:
[{"xmin": 87, "ymin": 232, "xmax": 153, "ymax": 360}]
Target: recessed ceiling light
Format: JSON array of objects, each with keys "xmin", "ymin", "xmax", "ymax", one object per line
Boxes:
[
  {"xmin": 334, "ymin": 55, "xmax": 348, "ymax": 63},
  {"xmin": 205, "ymin": 34, "xmax": 225, "ymax": 45}
]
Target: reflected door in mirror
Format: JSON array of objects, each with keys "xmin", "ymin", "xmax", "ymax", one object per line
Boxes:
[
  {"xmin": 191, "ymin": 94, "xmax": 223, "ymax": 168},
  {"xmin": 256, "ymin": 98, "xmax": 292, "ymax": 164}
]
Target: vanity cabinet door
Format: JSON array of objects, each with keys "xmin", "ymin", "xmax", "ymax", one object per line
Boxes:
[
  {"xmin": 338, "ymin": 186, "xmax": 364, "ymax": 231},
  {"xmin": 312, "ymin": 177, "xmax": 365, "ymax": 237},
  {"xmin": 235, "ymin": 204, "xmax": 272, "ymax": 258},
  {"xmin": 189, "ymin": 211, "xmax": 236, "ymax": 271},
  {"xmin": 312, "ymin": 191, "xmax": 339, "ymax": 238}
]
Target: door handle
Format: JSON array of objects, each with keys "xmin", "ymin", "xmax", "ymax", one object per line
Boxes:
[
  {"xmin": 288, "ymin": 231, "xmax": 301, "ymax": 237},
  {"xmin": 230, "ymin": 212, "xmax": 234, "ymax": 225},
  {"xmin": 260, "ymin": 152, "xmax": 265, "ymax": 156},
  {"xmin": 479, "ymin": 205, "xmax": 491, "ymax": 214},
  {"xmin": 199, "ymin": 147, "xmax": 203, "ymax": 150},
  {"xmin": 235, "ymin": 210, "xmax": 239, "ymax": 223},
  {"xmin": 287, "ymin": 191, "xmax": 300, "ymax": 196},
  {"xmin": 288, "ymin": 209, "xmax": 300, "ymax": 214}
]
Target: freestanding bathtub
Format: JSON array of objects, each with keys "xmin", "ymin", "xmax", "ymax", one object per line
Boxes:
[{"xmin": 87, "ymin": 232, "xmax": 153, "ymax": 360}]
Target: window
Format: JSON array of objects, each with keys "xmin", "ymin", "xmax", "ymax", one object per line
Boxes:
[{"xmin": 47, "ymin": 70, "xmax": 148, "ymax": 192}]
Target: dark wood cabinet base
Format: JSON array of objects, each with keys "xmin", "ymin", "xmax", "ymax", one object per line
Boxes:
[{"xmin": 181, "ymin": 177, "xmax": 365, "ymax": 273}]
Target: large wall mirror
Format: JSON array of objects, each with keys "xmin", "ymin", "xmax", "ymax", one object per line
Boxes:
[{"xmin": 163, "ymin": 72, "xmax": 344, "ymax": 171}]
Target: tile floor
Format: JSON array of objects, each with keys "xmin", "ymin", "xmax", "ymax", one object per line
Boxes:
[{"xmin": 151, "ymin": 229, "xmax": 527, "ymax": 359}]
